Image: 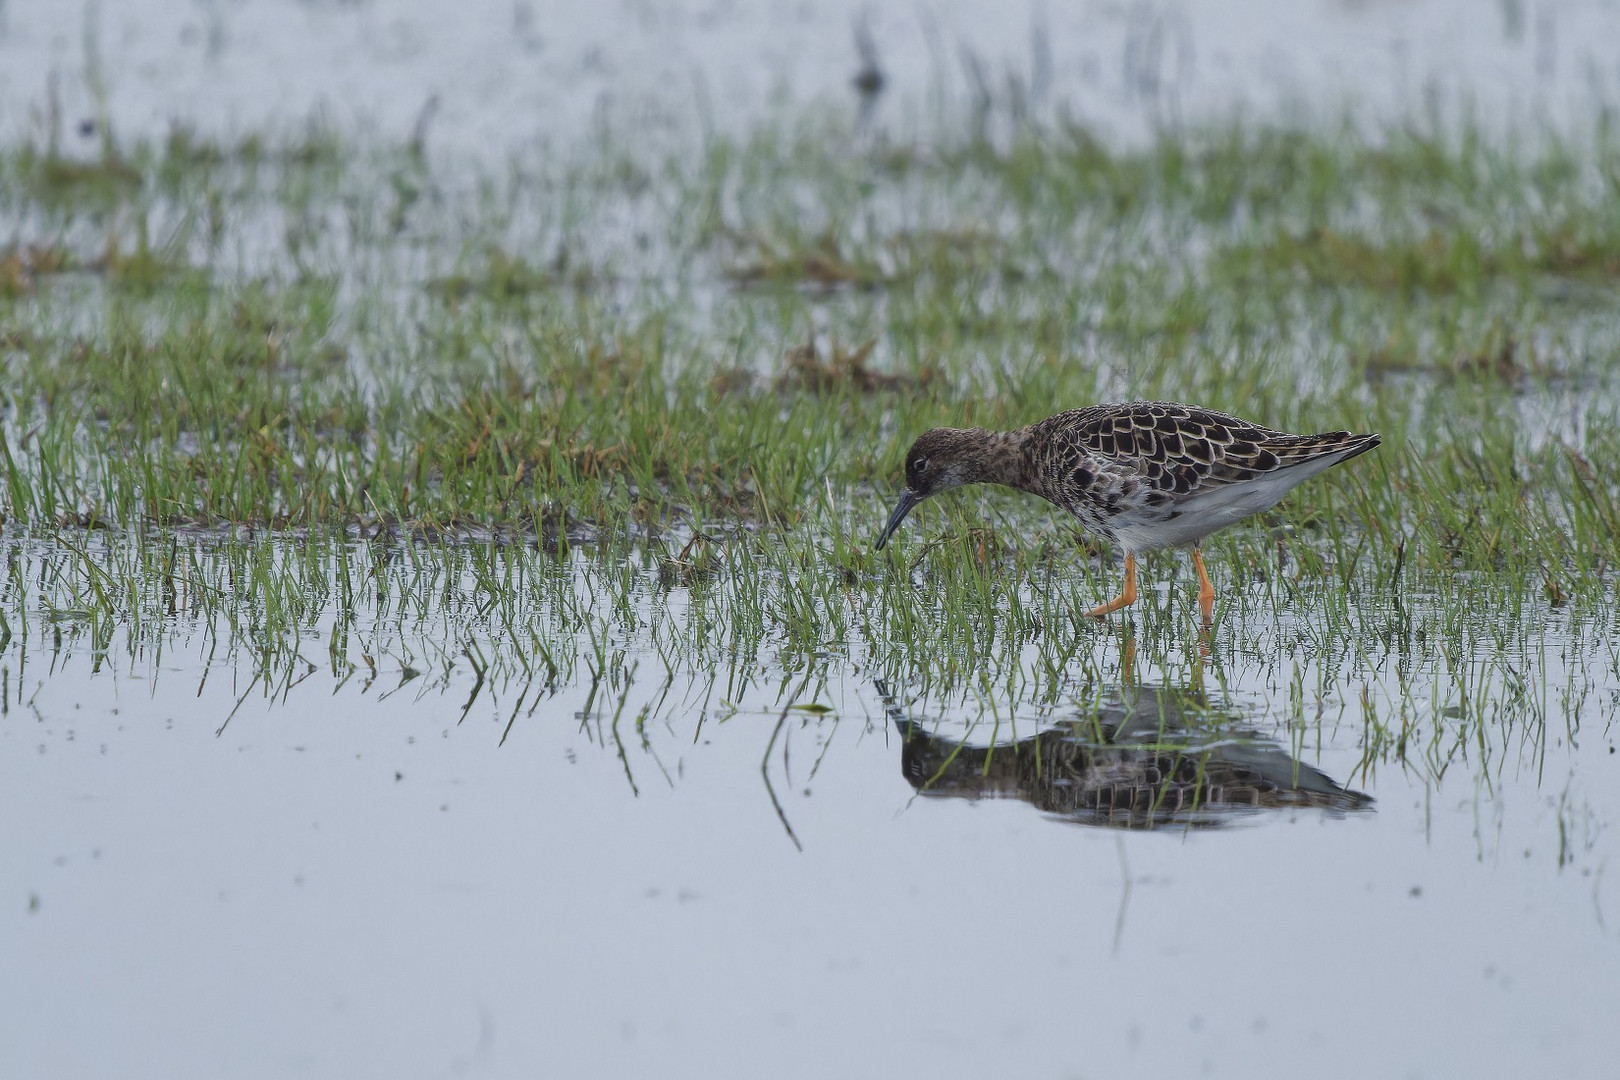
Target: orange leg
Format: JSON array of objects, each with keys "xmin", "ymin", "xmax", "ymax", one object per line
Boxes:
[
  {"xmin": 1191, "ymin": 547, "xmax": 1215, "ymax": 628},
  {"xmin": 1086, "ymin": 552, "xmax": 1138, "ymax": 619}
]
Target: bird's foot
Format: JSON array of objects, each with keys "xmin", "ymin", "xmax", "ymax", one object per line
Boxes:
[{"xmin": 1086, "ymin": 553, "xmax": 1137, "ymax": 619}]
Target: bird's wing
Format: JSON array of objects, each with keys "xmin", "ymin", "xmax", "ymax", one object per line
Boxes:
[{"xmin": 1055, "ymin": 402, "xmax": 1373, "ymax": 499}]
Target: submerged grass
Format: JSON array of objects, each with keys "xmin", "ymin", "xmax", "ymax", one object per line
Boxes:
[
  {"xmin": 4, "ymin": 104, "xmax": 1620, "ymax": 804},
  {"xmin": 3, "ymin": 522, "xmax": 1601, "ymax": 811}
]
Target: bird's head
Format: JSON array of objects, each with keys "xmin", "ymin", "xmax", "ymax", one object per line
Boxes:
[{"xmin": 874, "ymin": 427, "xmax": 986, "ymax": 550}]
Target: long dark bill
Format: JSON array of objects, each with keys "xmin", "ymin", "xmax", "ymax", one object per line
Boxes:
[{"xmin": 874, "ymin": 489, "xmax": 923, "ymax": 551}]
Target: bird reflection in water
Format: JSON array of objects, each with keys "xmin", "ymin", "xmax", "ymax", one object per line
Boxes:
[{"xmin": 877, "ymin": 680, "xmax": 1371, "ymax": 829}]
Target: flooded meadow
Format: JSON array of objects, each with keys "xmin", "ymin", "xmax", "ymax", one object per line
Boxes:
[{"xmin": 3, "ymin": 1, "xmax": 1620, "ymax": 1077}]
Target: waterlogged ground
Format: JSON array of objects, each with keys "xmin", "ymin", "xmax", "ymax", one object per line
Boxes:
[
  {"xmin": 1, "ymin": 532, "xmax": 1617, "ymax": 1077},
  {"xmin": 6, "ymin": 1, "xmax": 1620, "ymax": 1077}
]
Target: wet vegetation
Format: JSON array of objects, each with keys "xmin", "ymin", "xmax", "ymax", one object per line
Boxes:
[{"xmin": 3, "ymin": 103, "xmax": 1619, "ymax": 835}]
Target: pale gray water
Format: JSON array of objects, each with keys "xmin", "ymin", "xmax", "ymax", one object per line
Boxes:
[
  {"xmin": 4, "ymin": 2, "xmax": 1620, "ymax": 1077},
  {"xmin": 2, "ymin": 536, "xmax": 1617, "ymax": 1078},
  {"xmin": 3, "ymin": 0, "xmax": 1619, "ymax": 158}
]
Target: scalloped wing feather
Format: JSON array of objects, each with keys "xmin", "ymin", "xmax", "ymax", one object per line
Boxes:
[{"xmin": 1033, "ymin": 402, "xmax": 1379, "ymax": 551}]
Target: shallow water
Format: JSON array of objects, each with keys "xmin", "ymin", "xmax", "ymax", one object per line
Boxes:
[
  {"xmin": 6, "ymin": 1, "xmax": 1620, "ymax": 1076},
  {"xmin": 2, "ymin": 535, "xmax": 1616, "ymax": 1078},
  {"xmin": 4, "ymin": 0, "xmax": 1620, "ymax": 157}
]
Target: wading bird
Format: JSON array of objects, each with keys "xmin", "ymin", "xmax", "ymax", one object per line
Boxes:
[{"xmin": 874, "ymin": 402, "xmax": 1379, "ymax": 625}]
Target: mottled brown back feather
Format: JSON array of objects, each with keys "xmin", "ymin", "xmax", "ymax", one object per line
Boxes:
[{"xmin": 1015, "ymin": 402, "xmax": 1379, "ymax": 545}]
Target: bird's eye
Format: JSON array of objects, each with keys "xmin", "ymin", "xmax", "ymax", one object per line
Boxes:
[{"xmin": 914, "ymin": 457, "xmax": 929, "ymax": 474}]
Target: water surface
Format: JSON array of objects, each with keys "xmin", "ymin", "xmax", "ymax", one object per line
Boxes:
[{"xmin": 2, "ymin": 536, "xmax": 1615, "ymax": 1078}]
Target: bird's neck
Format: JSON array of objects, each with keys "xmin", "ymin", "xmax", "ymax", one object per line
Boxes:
[{"xmin": 959, "ymin": 428, "xmax": 1035, "ymax": 492}]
